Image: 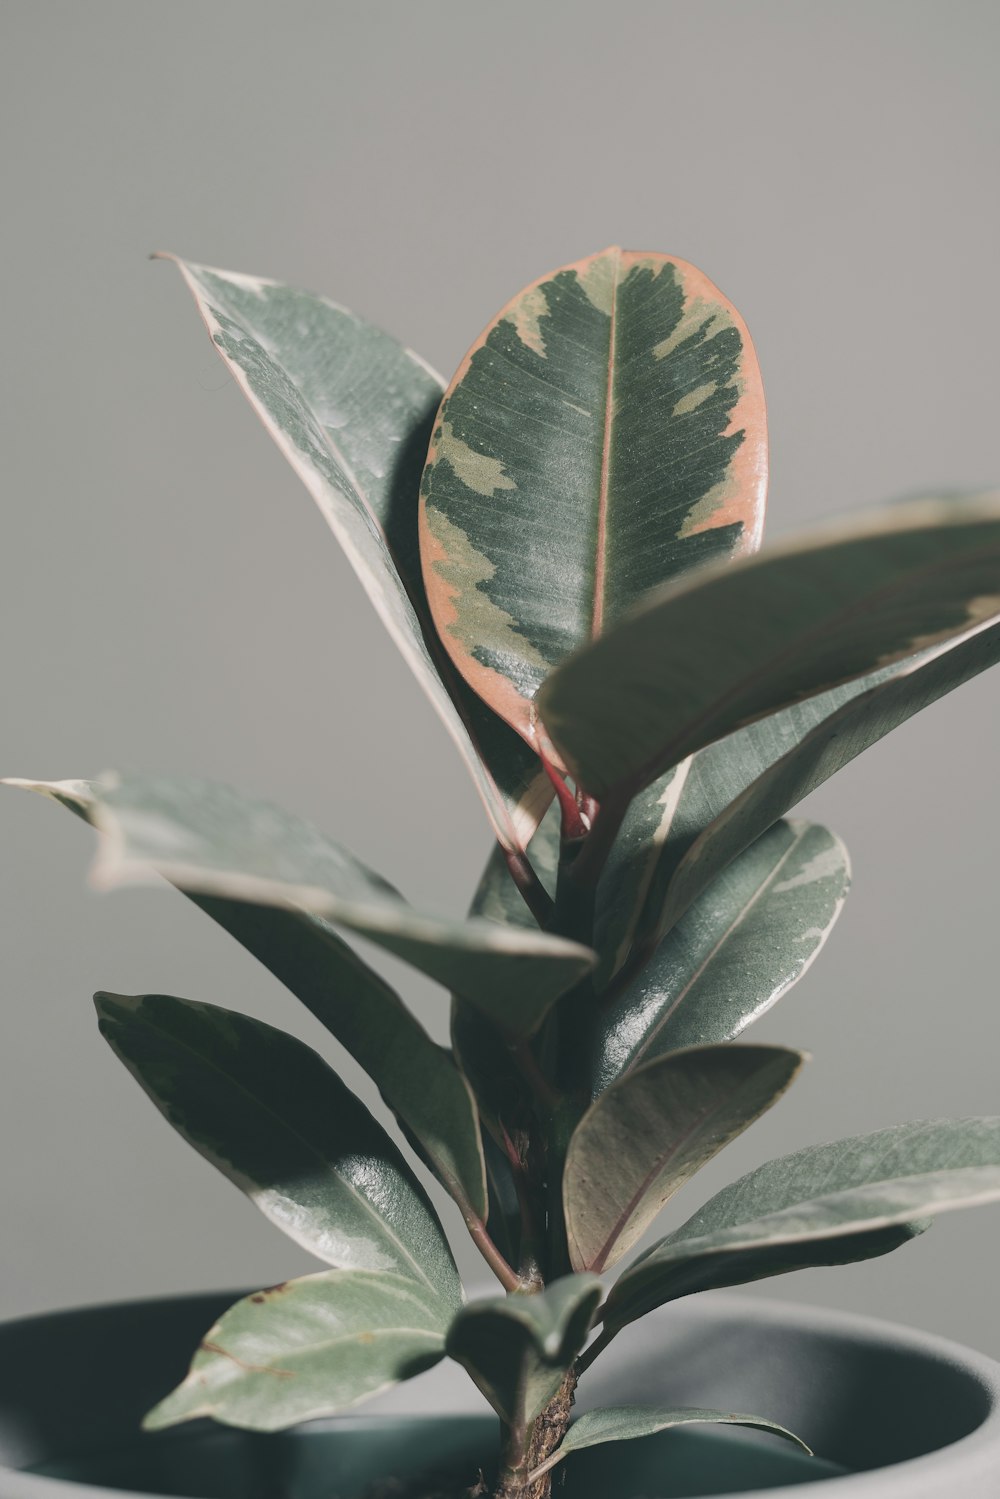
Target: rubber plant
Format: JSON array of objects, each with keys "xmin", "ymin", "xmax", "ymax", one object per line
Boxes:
[{"xmin": 10, "ymin": 247, "xmax": 1000, "ymax": 1499}]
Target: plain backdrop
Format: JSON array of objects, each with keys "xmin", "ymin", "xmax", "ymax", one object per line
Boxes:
[{"xmin": 2, "ymin": 0, "xmax": 999, "ymax": 1360}]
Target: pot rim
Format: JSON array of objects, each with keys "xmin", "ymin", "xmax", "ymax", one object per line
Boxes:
[{"xmin": 1, "ymin": 1288, "xmax": 998, "ymax": 1499}]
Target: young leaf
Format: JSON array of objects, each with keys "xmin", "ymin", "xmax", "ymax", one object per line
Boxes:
[
  {"xmin": 162, "ymin": 257, "xmax": 548, "ymax": 852},
  {"xmin": 445, "ymin": 1275, "xmax": 602, "ymax": 1426},
  {"xmin": 419, "ymin": 247, "xmax": 765, "ymax": 749},
  {"xmin": 537, "ymin": 492, "xmax": 1000, "ymax": 798},
  {"xmin": 604, "ymin": 1117, "xmax": 1000, "ymax": 1332},
  {"xmin": 96, "ymin": 993, "xmax": 462, "ymax": 1303},
  {"xmin": 593, "ymin": 822, "xmax": 849, "ymax": 1092},
  {"xmin": 5, "ymin": 775, "xmax": 594, "ymax": 1038},
  {"xmin": 640, "ymin": 616, "xmax": 1000, "ymax": 949},
  {"xmin": 145, "ymin": 1271, "xmax": 450, "ymax": 1432},
  {"xmin": 564, "ymin": 1045, "xmax": 803, "ymax": 1273},
  {"xmin": 528, "ymin": 1406, "xmax": 811, "ymax": 1481}
]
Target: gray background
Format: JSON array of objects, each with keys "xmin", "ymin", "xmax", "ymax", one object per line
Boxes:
[{"xmin": 2, "ymin": 0, "xmax": 999, "ymax": 1358}]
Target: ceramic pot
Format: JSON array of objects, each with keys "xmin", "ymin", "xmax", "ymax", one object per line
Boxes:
[{"xmin": 0, "ymin": 1289, "xmax": 997, "ymax": 1498}]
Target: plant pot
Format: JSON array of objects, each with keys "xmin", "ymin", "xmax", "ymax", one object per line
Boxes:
[{"xmin": 0, "ymin": 1289, "xmax": 997, "ymax": 1499}]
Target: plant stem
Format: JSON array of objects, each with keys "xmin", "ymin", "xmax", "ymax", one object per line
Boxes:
[
  {"xmin": 574, "ymin": 1322, "xmax": 617, "ymax": 1376},
  {"xmin": 504, "ymin": 846, "xmax": 554, "ymax": 927},
  {"xmin": 492, "ymin": 1372, "xmax": 577, "ymax": 1499},
  {"xmin": 466, "ymin": 1215, "xmax": 526, "ymax": 1294}
]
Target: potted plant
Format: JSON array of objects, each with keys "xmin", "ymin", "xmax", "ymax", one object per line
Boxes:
[{"xmin": 4, "ymin": 247, "xmax": 1000, "ymax": 1499}]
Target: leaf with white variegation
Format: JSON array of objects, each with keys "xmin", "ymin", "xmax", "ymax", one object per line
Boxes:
[
  {"xmin": 633, "ymin": 616, "xmax": 1000, "ymax": 953},
  {"xmin": 5, "ymin": 775, "xmax": 594, "ymax": 1038},
  {"xmin": 420, "ymin": 246, "xmax": 765, "ymax": 750},
  {"xmin": 145, "ymin": 1272, "xmax": 451, "ymax": 1432},
  {"xmin": 163, "ymin": 257, "xmax": 548, "ymax": 851},
  {"xmin": 604, "ymin": 1117, "xmax": 1000, "ymax": 1332},
  {"xmin": 445, "ymin": 1275, "xmax": 602, "ymax": 1426},
  {"xmin": 527, "ymin": 1407, "xmax": 811, "ymax": 1482},
  {"xmin": 564, "ymin": 1045, "xmax": 803, "ymax": 1273},
  {"xmin": 592, "ymin": 822, "xmax": 848, "ymax": 1092},
  {"xmin": 538, "ymin": 493, "xmax": 1000, "ymax": 799},
  {"xmin": 96, "ymin": 993, "xmax": 462, "ymax": 1301}
]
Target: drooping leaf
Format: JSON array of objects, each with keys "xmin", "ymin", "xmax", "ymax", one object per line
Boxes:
[
  {"xmin": 4, "ymin": 779, "xmax": 486, "ymax": 1220},
  {"xmin": 564, "ymin": 1045, "xmax": 803, "ymax": 1273},
  {"xmin": 145, "ymin": 1271, "xmax": 450, "ymax": 1432},
  {"xmin": 528, "ymin": 1406, "xmax": 811, "ymax": 1481},
  {"xmin": 96, "ymin": 992, "xmax": 462, "ymax": 1303},
  {"xmin": 593, "ymin": 822, "xmax": 848, "ymax": 1092},
  {"xmin": 419, "ymin": 247, "xmax": 766, "ymax": 749},
  {"xmin": 189, "ymin": 898, "xmax": 487, "ymax": 1222},
  {"xmin": 604, "ymin": 1117, "xmax": 1000, "ymax": 1332},
  {"xmin": 445, "ymin": 1275, "xmax": 602, "ymax": 1426},
  {"xmin": 636, "ymin": 616, "xmax": 1000, "ymax": 950},
  {"xmin": 162, "ymin": 256, "xmax": 548, "ymax": 851},
  {"xmin": 538, "ymin": 492, "xmax": 1000, "ymax": 798},
  {"xmin": 5, "ymin": 775, "xmax": 594, "ymax": 1038}
]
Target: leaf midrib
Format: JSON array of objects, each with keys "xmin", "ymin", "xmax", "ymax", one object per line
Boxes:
[{"xmin": 591, "ymin": 249, "xmax": 620, "ymax": 640}]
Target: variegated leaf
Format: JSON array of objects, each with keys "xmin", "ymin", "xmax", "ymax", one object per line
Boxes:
[
  {"xmin": 564, "ymin": 1045, "xmax": 803, "ymax": 1273},
  {"xmin": 163, "ymin": 257, "xmax": 549, "ymax": 851},
  {"xmin": 617, "ymin": 617, "xmax": 1000, "ymax": 959},
  {"xmin": 593, "ymin": 822, "xmax": 849, "ymax": 1092},
  {"xmin": 96, "ymin": 992, "xmax": 461, "ymax": 1300},
  {"xmin": 420, "ymin": 247, "xmax": 765, "ymax": 749},
  {"xmin": 5, "ymin": 775, "xmax": 594, "ymax": 1038},
  {"xmin": 538, "ymin": 493, "xmax": 1000, "ymax": 798},
  {"xmin": 604, "ymin": 1117, "xmax": 1000, "ymax": 1332},
  {"xmin": 145, "ymin": 1272, "xmax": 451, "ymax": 1431}
]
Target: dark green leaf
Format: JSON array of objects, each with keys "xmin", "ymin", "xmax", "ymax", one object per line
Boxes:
[
  {"xmin": 538, "ymin": 493, "xmax": 1000, "ymax": 798},
  {"xmin": 419, "ymin": 247, "xmax": 765, "ymax": 751},
  {"xmin": 593, "ymin": 822, "xmax": 848, "ymax": 1091},
  {"xmin": 564, "ymin": 1045, "xmax": 803, "ymax": 1272},
  {"xmin": 605, "ymin": 1117, "xmax": 1000, "ymax": 1331},
  {"xmin": 145, "ymin": 1271, "xmax": 450, "ymax": 1431},
  {"xmin": 528, "ymin": 1406, "xmax": 811, "ymax": 1481},
  {"xmin": 96, "ymin": 992, "xmax": 461, "ymax": 1303},
  {"xmin": 445, "ymin": 1275, "xmax": 602, "ymax": 1425},
  {"xmin": 6, "ymin": 775, "xmax": 594, "ymax": 1038},
  {"xmin": 163, "ymin": 256, "xmax": 548, "ymax": 852}
]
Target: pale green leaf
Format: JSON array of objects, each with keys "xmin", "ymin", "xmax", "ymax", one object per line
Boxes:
[
  {"xmin": 145, "ymin": 1271, "xmax": 449, "ymax": 1431},
  {"xmin": 564, "ymin": 1045, "xmax": 803, "ymax": 1272}
]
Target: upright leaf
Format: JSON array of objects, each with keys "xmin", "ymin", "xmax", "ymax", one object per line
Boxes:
[
  {"xmin": 605, "ymin": 1117, "xmax": 1000, "ymax": 1332},
  {"xmin": 538, "ymin": 493, "xmax": 1000, "ymax": 797},
  {"xmin": 146, "ymin": 1271, "xmax": 450, "ymax": 1431},
  {"xmin": 593, "ymin": 822, "xmax": 849, "ymax": 1091},
  {"xmin": 528, "ymin": 1407, "xmax": 811, "ymax": 1481},
  {"xmin": 97, "ymin": 993, "xmax": 461, "ymax": 1302},
  {"xmin": 163, "ymin": 257, "xmax": 548, "ymax": 850},
  {"xmin": 564, "ymin": 1045, "xmax": 803, "ymax": 1273},
  {"xmin": 6, "ymin": 775, "xmax": 594, "ymax": 1038},
  {"xmin": 420, "ymin": 247, "xmax": 765, "ymax": 748},
  {"xmin": 445, "ymin": 1276, "xmax": 602, "ymax": 1426}
]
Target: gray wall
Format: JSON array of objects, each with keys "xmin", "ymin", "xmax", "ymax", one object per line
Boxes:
[{"xmin": 2, "ymin": 0, "xmax": 999, "ymax": 1359}]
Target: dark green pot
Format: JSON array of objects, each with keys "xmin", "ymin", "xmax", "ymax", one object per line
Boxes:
[{"xmin": 0, "ymin": 1291, "xmax": 997, "ymax": 1498}]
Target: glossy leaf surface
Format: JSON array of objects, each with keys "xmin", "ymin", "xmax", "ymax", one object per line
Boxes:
[
  {"xmin": 420, "ymin": 247, "xmax": 765, "ymax": 747},
  {"xmin": 6, "ymin": 775, "xmax": 594, "ymax": 1038},
  {"xmin": 445, "ymin": 1275, "xmax": 602, "ymax": 1425},
  {"xmin": 593, "ymin": 822, "xmax": 848, "ymax": 1091},
  {"xmin": 146, "ymin": 1272, "xmax": 450, "ymax": 1431},
  {"xmin": 191, "ymin": 898, "xmax": 486, "ymax": 1221},
  {"xmin": 164, "ymin": 257, "xmax": 547, "ymax": 851},
  {"xmin": 538, "ymin": 493, "xmax": 1000, "ymax": 797},
  {"xmin": 605, "ymin": 1117, "xmax": 1000, "ymax": 1331},
  {"xmin": 564, "ymin": 1045, "xmax": 803, "ymax": 1272},
  {"xmin": 529, "ymin": 1406, "xmax": 810, "ymax": 1480},
  {"xmin": 97, "ymin": 993, "xmax": 461, "ymax": 1300}
]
